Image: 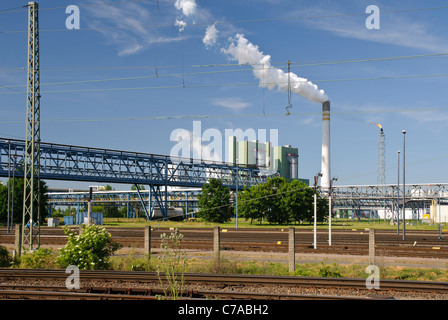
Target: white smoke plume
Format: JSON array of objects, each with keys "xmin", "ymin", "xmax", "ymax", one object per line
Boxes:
[
  {"xmin": 203, "ymin": 24, "xmax": 219, "ymax": 48},
  {"xmin": 175, "ymin": 19, "xmax": 187, "ymax": 32},
  {"xmin": 174, "ymin": 0, "xmax": 197, "ymax": 16},
  {"xmin": 222, "ymin": 34, "xmax": 328, "ymax": 103}
]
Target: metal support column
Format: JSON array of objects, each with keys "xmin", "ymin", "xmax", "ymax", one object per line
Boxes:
[{"xmin": 22, "ymin": 1, "xmax": 41, "ymax": 252}]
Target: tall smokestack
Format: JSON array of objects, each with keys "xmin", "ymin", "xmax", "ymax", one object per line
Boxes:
[{"xmin": 321, "ymin": 100, "xmax": 331, "ymax": 190}]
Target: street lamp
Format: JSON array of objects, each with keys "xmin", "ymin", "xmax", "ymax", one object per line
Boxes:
[
  {"xmin": 235, "ymin": 159, "xmax": 239, "ymax": 230},
  {"xmin": 397, "ymin": 150, "xmax": 400, "ymax": 236},
  {"xmin": 6, "ymin": 141, "xmax": 11, "ymax": 234},
  {"xmin": 329, "ymin": 176, "xmax": 338, "ymax": 246},
  {"xmin": 313, "ymin": 171, "xmax": 322, "ymax": 249},
  {"xmin": 402, "ymin": 130, "xmax": 406, "ymax": 240}
]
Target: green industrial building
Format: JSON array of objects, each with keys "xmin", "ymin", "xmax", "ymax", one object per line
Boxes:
[{"xmin": 228, "ymin": 136, "xmax": 309, "ymax": 185}]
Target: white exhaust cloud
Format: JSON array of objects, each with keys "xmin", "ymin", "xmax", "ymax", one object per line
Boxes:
[
  {"xmin": 174, "ymin": 0, "xmax": 197, "ymax": 17},
  {"xmin": 175, "ymin": 19, "xmax": 187, "ymax": 32},
  {"xmin": 222, "ymin": 34, "xmax": 328, "ymax": 103},
  {"xmin": 203, "ymin": 24, "xmax": 219, "ymax": 48}
]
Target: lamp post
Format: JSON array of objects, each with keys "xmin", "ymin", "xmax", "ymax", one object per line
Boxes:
[
  {"xmin": 87, "ymin": 187, "xmax": 93, "ymax": 225},
  {"xmin": 329, "ymin": 176, "xmax": 338, "ymax": 246},
  {"xmin": 235, "ymin": 158, "xmax": 239, "ymax": 230},
  {"xmin": 313, "ymin": 172, "xmax": 322, "ymax": 249},
  {"xmin": 402, "ymin": 130, "xmax": 406, "ymax": 240},
  {"xmin": 6, "ymin": 141, "xmax": 11, "ymax": 234},
  {"xmin": 397, "ymin": 150, "xmax": 400, "ymax": 236}
]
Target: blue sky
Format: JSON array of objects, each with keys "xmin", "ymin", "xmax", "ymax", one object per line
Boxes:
[{"xmin": 1, "ymin": 0, "xmax": 448, "ymax": 190}]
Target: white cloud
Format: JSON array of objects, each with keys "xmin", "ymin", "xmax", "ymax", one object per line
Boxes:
[
  {"xmin": 293, "ymin": 6, "xmax": 448, "ymax": 52},
  {"xmin": 210, "ymin": 97, "xmax": 252, "ymax": 112},
  {"xmin": 85, "ymin": 1, "xmax": 186, "ymax": 56},
  {"xmin": 175, "ymin": 19, "xmax": 187, "ymax": 32},
  {"xmin": 202, "ymin": 24, "xmax": 219, "ymax": 48},
  {"xmin": 174, "ymin": 0, "xmax": 197, "ymax": 17}
]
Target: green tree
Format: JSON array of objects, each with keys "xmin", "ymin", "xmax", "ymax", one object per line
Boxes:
[
  {"xmin": 238, "ymin": 186, "xmax": 263, "ymax": 224},
  {"xmin": 237, "ymin": 178, "xmax": 328, "ymax": 225},
  {"xmin": 197, "ymin": 178, "xmax": 232, "ymax": 223},
  {"xmin": 0, "ymin": 183, "xmax": 7, "ymax": 223},
  {"xmin": 280, "ymin": 179, "xmax": 314, "ymax": 224},
  {"xmin": 316, "ymin": 193, "xmax": 329, "ymax": 223},
  {"xmin": 263, "ymin": 177, "xmax": 290, "ymax": 224},
  {"xmin": 0, "ymin": 178, "xmax": 48, "ymax": 225},
  {"xmin": 237, "ymin": 177, "xmax": 290, "ymax": 224}
]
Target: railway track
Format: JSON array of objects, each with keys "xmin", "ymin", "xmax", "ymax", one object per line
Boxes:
[
  {"xmin": 0, "ymin": 283, "xmax": 383, "ymax": 300},
  {"xmin": 1, "ymin": 227, "xmax": 447, "ymax": 258},
  {"xmin": 1, "ymin": 269, "xmax": 448, "ymax": 300}
]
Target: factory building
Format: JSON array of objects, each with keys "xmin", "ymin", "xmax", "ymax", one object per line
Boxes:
[{"xmin": 228, "ymin": 136, "xmax": 308, "ymax": 184}]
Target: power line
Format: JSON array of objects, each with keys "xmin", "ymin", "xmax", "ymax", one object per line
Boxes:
[
  {"xmin": 0, "ymin": 5, "xmax": 27, "ymax": 13},
  {"xmin": 1, "ymin": 73, "xmax": 448, "ymax": 95},
  {"xmin": 2, "ymin": 5, "xmax": 448, "ymax": 33},
  {"xmin": 1, "ymin": 51, "xmax": 447, "ymax": 78},
  {"xmin": 0, "ymin": 0, "xmax": 150, "ymax": 14},
  {"xmin": 0, "ymin": 107, "xmax": 447, "ymax": 123}
]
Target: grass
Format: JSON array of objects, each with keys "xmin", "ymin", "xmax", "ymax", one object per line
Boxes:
[
  {"xmin": 109, "ymin": 255, "xmax": 448, "ymax": 282},
  {"xmin": 5, "ymin": 246, "xmax": 448, "ymax": 282},
  {"xmin": 101, "ymin": 217, "xmax": 445, "ymax": 232},
  {"xmin": 3, "ymin": 218, "xmax": 447, "ymax": 283}
]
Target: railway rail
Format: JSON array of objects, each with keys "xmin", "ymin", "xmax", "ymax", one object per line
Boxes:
[
  {"xmin": 1, "ymin": 227, "xmax": 447, "ymax": 259},
  {"xmin": 0, "ymin": 284, "xmax": 382, "ymax": 300},
  {"xmin": 1, "ymin": 269, "xmax": 448, "ymax": 300}
]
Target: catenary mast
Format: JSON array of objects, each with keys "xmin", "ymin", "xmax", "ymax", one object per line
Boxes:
[{"xmin": 22, "ymin": 1, "xmax": 41, "ymax": 252}]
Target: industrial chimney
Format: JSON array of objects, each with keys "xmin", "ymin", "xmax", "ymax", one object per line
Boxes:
[{"xmin": 321, "ymin": 100, "xmax": 331, "ymax": 190}]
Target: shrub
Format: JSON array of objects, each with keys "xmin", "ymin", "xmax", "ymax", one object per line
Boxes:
[
  {"xmin": 57, "ymin": 225, "xmax": 122, "ymax": 270},
  {"xmin": 18, "ymin": 248, "xmax": 57, "ymax": 269},
  {"xmin": 0, "ymin": 246, "xmax": 12, "ymax": 267},
  {"xmin": 319, "ymin": 263, "xmax": 342, "ymax": 278}
]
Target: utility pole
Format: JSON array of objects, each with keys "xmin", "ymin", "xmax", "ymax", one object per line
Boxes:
[
  {"xmin": 313, "ymin": 172, "xmax": 322, "ymax": 249},
  {"xmin": 22, "ymin": 1, "xmax": 41, "ymax": 252},
  {"xmin": 402, "ymin": 130, "xmax": 406, "ymax": 240},
  {"xmin": 396, "ymin": 151, "xmax": 400, "ymax": 235},
  {"xmin": 377, "ymin": 124, "xmax": 385, "ymax": 185}
]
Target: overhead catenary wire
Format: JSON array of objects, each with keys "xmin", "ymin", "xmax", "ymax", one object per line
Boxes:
[
  {"xmin": 0, "ymin": 0, "xmax": 150, "ymax": 14},
  {"xmin": 1, "ymin": 5, "xmax": 448, "ymax": 33},
  {"xmin": 1, "ymin": 106, "xmax": 447, "ymax": 124},
  {"xmin": 2, "ymin": 52, "xmax": 448, "ymax": 74},
  {"xmin": 1, "ymin": 73, "xmax": 448, "ymax": 95},
  {"xmin": 1, "ymin": 51, "xmax": 448, "ymax": 90}
]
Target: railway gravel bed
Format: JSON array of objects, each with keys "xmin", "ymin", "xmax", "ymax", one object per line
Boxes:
[
  {"xmin": 1, "ymin": 269, "xmax": 448, "ymax": 300},
  {"xmin": 2, "ymin": 227, "xmax": 448, "ymax": 259}
]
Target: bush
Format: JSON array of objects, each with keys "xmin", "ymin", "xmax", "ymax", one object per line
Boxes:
[
  {"xmin": 57, "ymin": 225, "xmax": 122, "ymax": 270},
  {"xmin": 0, "ymin": 246, "xmax": 12, "ymax": 267},
  {"xmin": 18, "ymin": 248, "xmax": 57, "ymax": 269},
  {"xmin": 318, "ymin": 263, "xmax": 342, "ymax": 278}
]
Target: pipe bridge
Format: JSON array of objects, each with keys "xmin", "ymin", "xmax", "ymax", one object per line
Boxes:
[
  {"xmin": 330, "ymin": 184, "xmax": 448, "ymax": 220},
  {"xmin": 0, "ymin": 138, "xmax": 273, "ymax": 219}
]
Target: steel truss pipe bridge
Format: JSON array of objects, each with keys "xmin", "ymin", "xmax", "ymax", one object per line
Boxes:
[
  {"xmin": 0, "ymin": 138, "xmax": 274, "ymax": 220},
  {"xmin": 330, "ymin": 184, "xmax": 448, "ymax": 220},
  {"xmin": 46, "ymin": 184, "xmax": 448, "ymax": 222},
  {"xmin": 46, "ymin": 189, "xmax": 202, "ymax": 220}
]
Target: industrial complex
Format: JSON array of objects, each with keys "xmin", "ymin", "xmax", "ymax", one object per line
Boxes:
[{"xmin": 2, "ymin": 0, "xmax": 448, "ymax": 303}]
